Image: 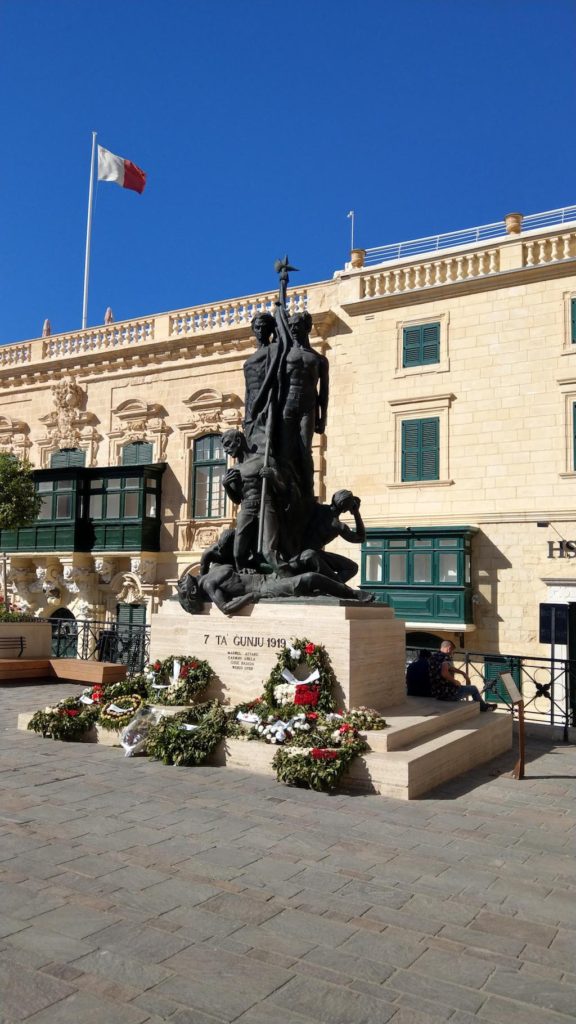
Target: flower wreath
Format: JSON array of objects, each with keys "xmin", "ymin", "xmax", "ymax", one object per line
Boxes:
[
  {"xmin": 263, "ymin": 638, "xmax": 337, "ymax": 715},
  {"xmin": 28, "ymin": 697, "xmax": 99, "ymax": 742},
  {"xmin": 146, "ymin": 655, "xmax": 213, "ymax": 705},
  {"xmin": 272, "ymin": 733, "xmax": 367, "ymax": 792},
  {"xmin": 99, "ymin": 694, "xmax": 144, "ymax": 731},
  {"xmin": 146, "ymin": 701, "xmax": 226, "ymax": 766}
]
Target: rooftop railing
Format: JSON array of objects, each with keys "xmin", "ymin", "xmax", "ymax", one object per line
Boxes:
[{"xmin": 364, "ymin": 205, "xmax": 576, "ymax": 266}]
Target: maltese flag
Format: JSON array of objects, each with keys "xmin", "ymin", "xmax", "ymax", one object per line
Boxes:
[{"xmin": 97, "ymin": 145, "xmax": 147, "ymax": 194}]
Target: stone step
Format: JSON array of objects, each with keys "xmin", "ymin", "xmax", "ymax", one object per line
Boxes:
[
  {"xmin": 361, "ymin": 697, "xmax": 480, "ymax": 752},
  {"xmin": 344, "ymin": 712, "xmax": 513, "ymax": 799}
]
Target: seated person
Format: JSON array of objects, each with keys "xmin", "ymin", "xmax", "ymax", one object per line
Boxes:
[
  {"xmin": 406, "ymin": 649, "xmax": 431, "ymax": 697},
  {"xmin": 429, "ymin": 641, "xmax": 495, "ymax": 712}
]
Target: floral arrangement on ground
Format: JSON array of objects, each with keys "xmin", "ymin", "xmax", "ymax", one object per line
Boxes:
[
  {"xmin": 99, "ymin": 693, "xmax": 144, "ymax": 731},
  {"xmin": 28, "ymin": 696, "xmax": 99, "ymax": 741},
  {"xmin": 146, "ymin": 654, "xmax": 213, "ymax": 705},
  {"xmin": 146, "ymin": 701, "xmax": 226, "ymax": 766},
  {"xmin": 225, "ymin": 637, "xmax": 387, "ymax": 790}
]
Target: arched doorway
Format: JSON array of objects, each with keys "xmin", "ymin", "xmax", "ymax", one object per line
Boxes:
[{"xmin": 49, "ymin": 608, "xmax": 78, "ymax": 657}]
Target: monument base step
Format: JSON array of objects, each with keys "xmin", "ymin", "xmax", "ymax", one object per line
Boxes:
[{"xmin": 17, "ymin": 701, "xmax": 513, "ymax": 799}]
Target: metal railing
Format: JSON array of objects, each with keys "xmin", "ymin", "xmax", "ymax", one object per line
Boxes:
[
  {"xmin": 50, "ymin": 619, "xmax": 150, "ymax": 675},
  {"xmin": 365, "ymin": 204, "xmax": 576, "ymax": 266},
  {"xmin": 406, "ymin": 647, "xmax": 574, "ymax": 740}
]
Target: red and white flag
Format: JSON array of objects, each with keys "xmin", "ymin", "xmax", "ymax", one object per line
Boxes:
[{"xmin": 97, "ymin": 145, "xmax": 147, "ymax": 194}]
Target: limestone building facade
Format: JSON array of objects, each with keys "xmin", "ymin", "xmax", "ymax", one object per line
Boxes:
[{"xmin": 2, "ymin": 206, "xmax": 576, "ymax": 670}]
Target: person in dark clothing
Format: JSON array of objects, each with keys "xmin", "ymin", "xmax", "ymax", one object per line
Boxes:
[
  {"xmin": 406, "ymin": 650, "xmax": 431, "ymax": 697},
  {"xmin": 429, "ymin": 641, "xmax": 495, "ymax": 712}
]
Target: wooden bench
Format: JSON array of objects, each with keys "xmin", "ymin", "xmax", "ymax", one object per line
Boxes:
[
  {"xmin": 0, "ymin": 636, "xmax": 26, "ymax": 658},
  {"xmin": 0, "ymin": 658, "xmax": 127, "ymax": 685}
]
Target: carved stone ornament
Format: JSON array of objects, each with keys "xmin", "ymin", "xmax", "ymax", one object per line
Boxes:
[
  {"xmin": 177, "ymin": 388, "xmax": 242, "ymax": 439},
  {"xmin": 111, "ymin": 571, "xmax": 145, "ymax": 605},
  {"xmin": 108, "ymin": 399, "xmax": 169, "ymax": 463},
  {"xmin": 37, "ymin": 376, "xmax": 100, "ymax": 466},
  {"xmin": 94, "ymin": 557, "xmax": 116, "ymax": 584},
  {"xmin": 29, "ymin": 564, "xmax": 61, "ymax": 605},
  {"xmin": 130, "ymin": 557, "xmax": 157, "ymax": 584},
  {"xmin": 0, "ymin": 415, "xmax": 32, "ymax": 459},
  {"xmin": 60, "ymin": 564, "xmax": 93, "ymax": 596}
]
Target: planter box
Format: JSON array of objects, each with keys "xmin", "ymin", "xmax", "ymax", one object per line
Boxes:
[{"xmin": 0, "ymin": 622, "xmax": 52, "ymax": 658}]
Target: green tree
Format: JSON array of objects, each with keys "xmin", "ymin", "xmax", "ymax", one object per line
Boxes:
[
  {"xmin": 0, "ymin": 455, "xmax": 42, "ymax": 611},
  {"xmin": 0, "ymin": 454, "xmax": 42, "ymax": 530}
]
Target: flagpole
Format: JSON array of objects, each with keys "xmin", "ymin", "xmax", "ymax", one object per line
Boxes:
[
  {"xmin": 347, "ymin": 210, "xmax": 355, "ymax": 251},
  {"xmin": 82, "ymin": 131, "xmax": 97, "ymax": 330}
]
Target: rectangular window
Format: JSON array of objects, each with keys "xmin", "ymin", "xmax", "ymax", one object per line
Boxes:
[
  {"xmin": 34, "ymin": 479, "xmax": 75, "ymax": 520},
  {"xmin": 572, "ymin": 298, "xmax": 576, "ymax": 344},
  {"xmin": 402, "ymin": 322, "xmax": 440, "ymax": 368},
  {"xmin": 192, "ymin": 435, "xmax": 226, "ymax": 519},
  {"xmin": 573, "ymin": 403, "xmax": 576, "ymax": 471},
  {"xmin": 401, "ymin": 418, "xmax": 439, "ymax": 481}
]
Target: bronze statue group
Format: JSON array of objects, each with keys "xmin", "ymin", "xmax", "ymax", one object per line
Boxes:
[{"xmin": 178, "ymin": 262, "xmax": 374, "ymax": 616}]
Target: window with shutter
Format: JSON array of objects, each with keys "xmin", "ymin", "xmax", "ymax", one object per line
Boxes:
[
  {"xmin": 572, "ymin": 299, "xmax": 576, "ymax": 344},
  {"xmin": 402, "ymin": 323, "xmax": 440, "ymax": 367},
  {"xmin": 121, "ymin": 441, "xmax": 153, "ymax": 465},
  {"xmin": 401, "ymin": 418, "xmax": 439, "ymax": 481},
  {"xmin": 50, "ymin": 448, "xmax": 86, "ymax": 468},
  {"xmin": 192, "ymin": 434, "xmax": 227, "ymax": 518}
]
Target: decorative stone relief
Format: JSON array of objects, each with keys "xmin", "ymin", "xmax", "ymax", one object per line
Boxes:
[
  {"xmin": 0, "ymin": 415, "xmax": 32, "ymax": 459},
  {"xmin": 130, "ymin": 557, "xmax": 157, "ymax": 584},
  {"xmin": 177, "ymin": 388, "xmax": 242, "ymax": 440},
  {"xmin": 94, "ymin": 557, "xmax": 116, "ymax": 584},
  {"xmin": 112, "ymin": 571, "xmax": 145, "ymax": 605},
  {"xmin": 60, "ymin": 564, "xmax": 93, "ymax": 596},
  {"xmin": 29, "ymin": 565, "xmax": 61, "ymax": 605},
  {"xmin": 37, "ymin": 376, "xmax": 100, "ymax": 466},
  {"xmin": 108, "ymin": 399, "xmax": 169, "ymax": 464}
]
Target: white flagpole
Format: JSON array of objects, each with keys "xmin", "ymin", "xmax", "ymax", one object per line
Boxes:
[
  {"xmin": 347, "ymin": 210, "xmax": 355, "ymax": 251},
  {"xmin": 82, "ymin": 131, "xmax": 97, "ymax": 330}
]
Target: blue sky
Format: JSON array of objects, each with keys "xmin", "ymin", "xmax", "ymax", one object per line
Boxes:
[{"xmin": 1, "ymin": 0, "xmax": 575, "ymax": 344}]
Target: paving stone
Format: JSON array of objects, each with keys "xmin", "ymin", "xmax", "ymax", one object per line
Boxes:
[
  {"xmin": 301, "ymin": 945, "xmax": 396, "ymax": 985},
  {"xmin": 266, "ymin": 975, "xmax": 397, "ymax": 1023},
  {"xmin": 73, "ymin": 949, "xmax": 174, "ymax": 990},
  {"xmin": 382, "ymin": 969, "xmax": 486, "ymax": 1015},
  {"xmin": 340, "ymin": 925, "xmax": 428, "ymax": 969},
  {"xmin": 407, "ymin": 946, "xmax": 495, "ymax": 987},
  {"xmin": 0, "ymin": 960, "xmax": 74, "ymax": 1019},
  {"xmin": 5, "ymin": 927, "xmax": 98, "ymax": 963},
  {"xmin": 28, "ymin": 905, "xmax": 123, "ymax": 939},
  {"xmin": 437, "ymin": 923, "xmax": 526, "ymax": 956},
  {"xmin": 484, "ymin": 967, "xmax": 576, "ymax": 1016},
  {"xmin": 23, "ymin": 991, "xmax": 151, "ymax": 1024},
  {"xmin": 198, "ymin": 891, "xmax": 284, "ymax": 925},
  {"xmin": 470, "ymin": 911, "xmax": 557, "ymax": 948},
  {"xmin": 478, "ymin": 993, "xmax": 574, "ymax": 1024},
  {"xmin": 93, "ymin": 921, "xmax": 195, "ymax": 962}
]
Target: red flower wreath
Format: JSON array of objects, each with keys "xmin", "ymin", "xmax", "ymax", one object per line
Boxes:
[
  {"xmin": 294, "ymin": 683, "xmax": 320, "ymax": 707},
  {"xmin": 311, "ymin": 748, "xmax": 339, "ymax": 761}
]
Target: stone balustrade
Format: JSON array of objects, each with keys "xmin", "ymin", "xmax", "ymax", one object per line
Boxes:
[
  {"xmin": 169, "ymin": 289, "xmax": 308, "ymax": 336},
  {"xmin": 0, "ymin": 287, "xmax": 309, "ymax": 372},
  {"xmin": 0, "ymin": 343, "xmax": 31, "ymax": 366},
  {"xmin": 360, "ymin": 247, "xmax": 500, "ymax": 300},
  {"xmin": 42, "ymin": 319, "xmax": 155, "ymax": 359},
  {"xmin": 523, "ymin": 231, "xmax": 576, "ymax": 267}
]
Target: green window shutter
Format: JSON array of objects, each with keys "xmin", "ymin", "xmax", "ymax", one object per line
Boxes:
[
  {"xmin": 402, "ymin": 327, "xmax": 423, "ymax": 367},
  {"xmin": 421, "ymin": 323, "xmax": 440, "ymax": 363},
  {"xmin": 420, "ymin": 417, "xmax": 439, "ymax": 479},
  {"xmin": 401, "ymin": 418, "xmax": 439, "ymax": 481},
  {"xmin": 122, "ymin": 442, "xmax": 153, "ymax": 465},
  {"xmin": 572, "ymin": 299, "xmax": 576, "ymax": 344},
  {"xmin": 50, "ymin": 448, "xmax": 86, "ymax": 468},
  {"xmin": 573, "ymin": 404, "xmax": 576, "ymax": 471},
  {"xmin": 402, "ymin": 323, "xmax": 440, "ymax": 367},
  {"xmin": 401, "ymin": 420, "xmax": 421, "ymax": 481}
]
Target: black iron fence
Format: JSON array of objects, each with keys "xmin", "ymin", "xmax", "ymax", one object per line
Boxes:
[
  {"xmin": 50, "ymin": 619, "xmax": 150, "ymax": 675},
  {"xmin": 406, "ymin": 647, "xmax": 574, "ymax": 740}
]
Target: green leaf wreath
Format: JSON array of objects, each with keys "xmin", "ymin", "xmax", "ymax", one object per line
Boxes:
[
  {"xmin": 146, "ymin": 701, "xmax": 226, "ymax": 766},
  {"xmin": 146, "ymin": 655, "xmax": 213, "ymax": 705},
  {"xmin": 28, "ymin": 697, "xmax": 99, "ymax": 741}
]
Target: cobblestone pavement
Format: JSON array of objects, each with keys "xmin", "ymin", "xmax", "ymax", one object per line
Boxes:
[{"xmin": 1, "ymin": 681, "xmax": 575, "ymax": 1024}]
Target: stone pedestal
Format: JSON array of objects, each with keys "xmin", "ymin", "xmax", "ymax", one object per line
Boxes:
[{"xmin": 150, "ymin": 599, "xmax": 406, "ymax": 711}]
